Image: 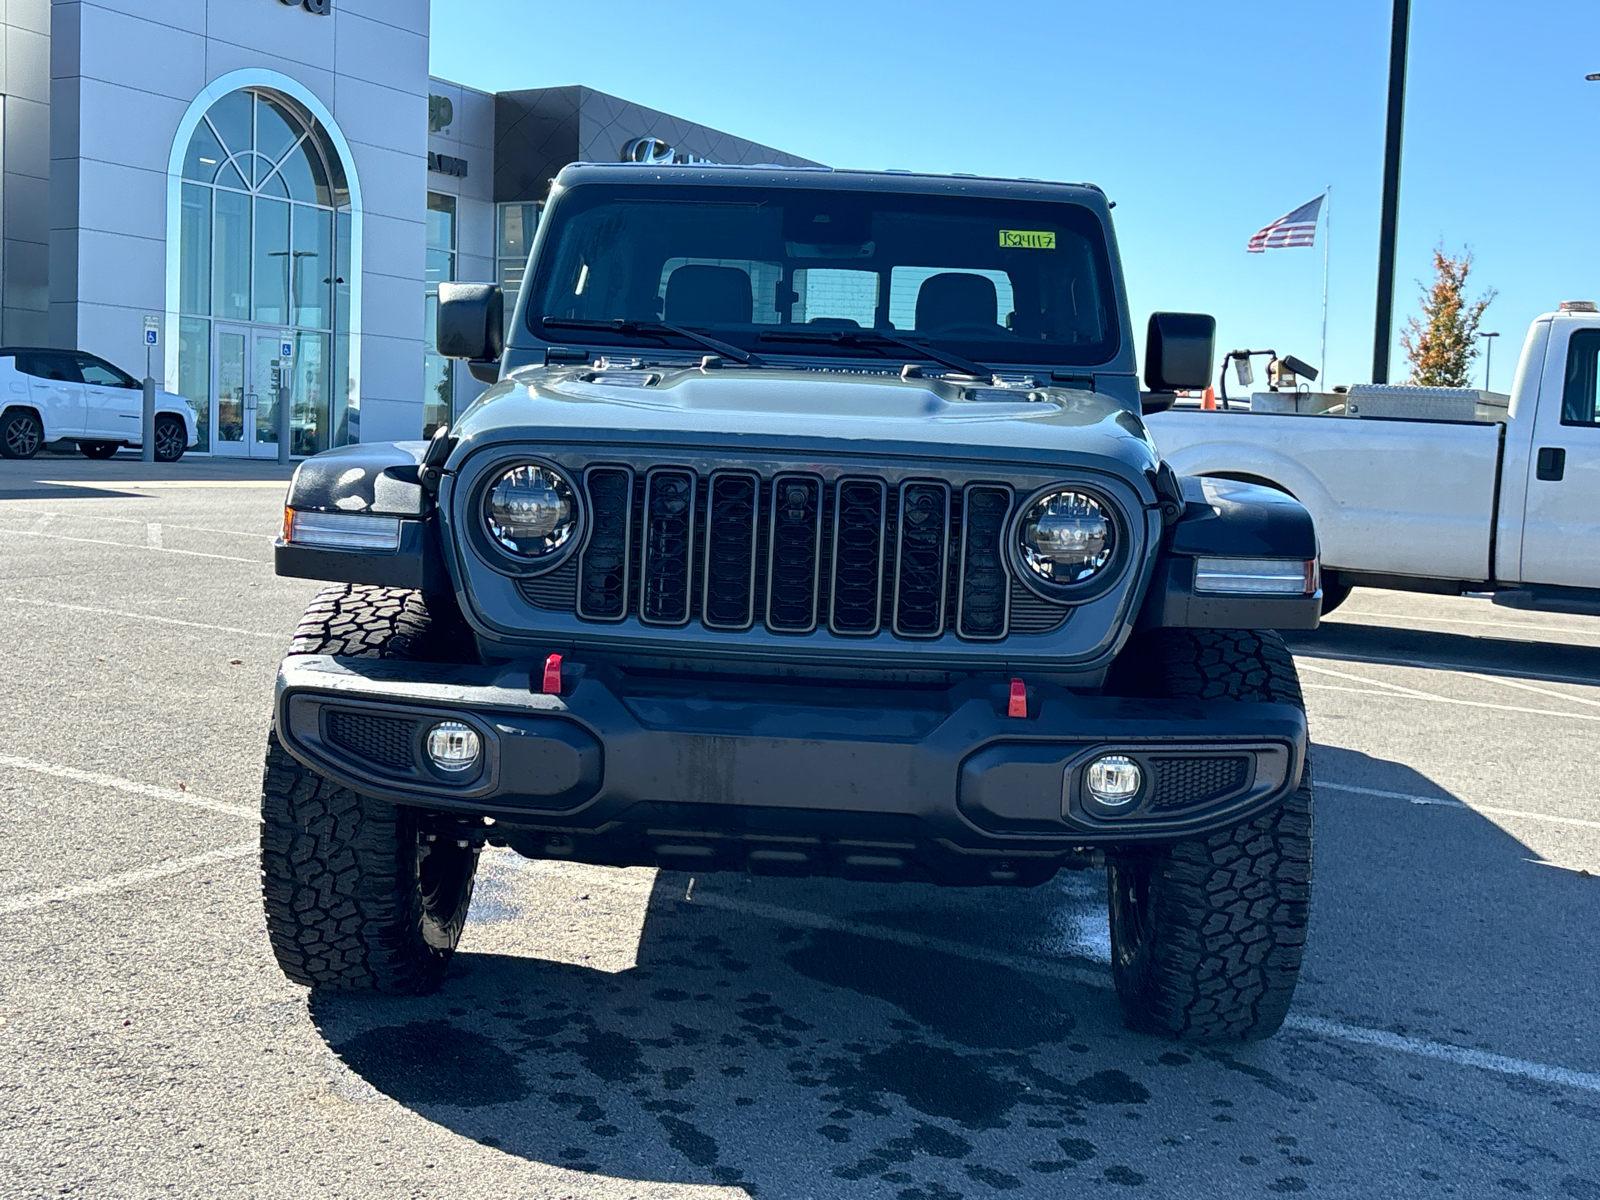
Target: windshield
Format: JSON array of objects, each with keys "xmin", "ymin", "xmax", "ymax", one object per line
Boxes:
[{"xmin": 524, "ymin": 183, "xmax": 1121, "ymax": 367}]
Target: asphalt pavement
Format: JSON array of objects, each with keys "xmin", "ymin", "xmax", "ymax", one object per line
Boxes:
[{"xmin": 0, "ymin": 451, "xmax": 1597, "ymax": 1199}]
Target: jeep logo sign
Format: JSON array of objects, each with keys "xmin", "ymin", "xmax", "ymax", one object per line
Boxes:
[{"xmin": 277, "ymin": 0, "xmax": 332, "ymax": 13}]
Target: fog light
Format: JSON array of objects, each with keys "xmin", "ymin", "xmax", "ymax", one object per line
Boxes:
[
  {"xmin": 426, "ymin": 721, "xmax": 481, "ymax": 773},
  {"xmin": 1086, "ymin": 755, "xmax": 1142, "ymax": 807}
]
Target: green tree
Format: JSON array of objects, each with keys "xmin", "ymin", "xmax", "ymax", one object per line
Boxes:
[{"xmin": 1400, "ymin": 245, "xmax": 1497, "ymax": 387}]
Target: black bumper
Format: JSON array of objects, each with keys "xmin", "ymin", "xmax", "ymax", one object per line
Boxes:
[{"xmin": 275, "ymin": 655, "xmax": 1308, "ymax": 884}]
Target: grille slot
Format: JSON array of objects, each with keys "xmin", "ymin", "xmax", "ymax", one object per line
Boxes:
[
  {"xmin": 1148, "ymin": 756, "xmax": 1251, "ymax": 812},
  {"xmin": 958, "ymin": 484, "xmax": 1012, "ymax": 639},
  {"xmin": 829, "ymin": 478, "xmax": 887, "ymax": 635},
  {"xmin": 640, "ymin": 468, "xmax": 696, "ymax": 625},
  {"xmin": 703, "ymin": 471, "xmax": 760, "ymax": 630},
  {"xmin": 326, "ymin": 711, "xmax": 417, "ymax": 771},
  {"xmin": 766, "ymin": 473, "xmax": 823, "ymax": 632},
  {"xmin": 893, "ymin": 481, "xmax": 951, "ymax": 637},
  {"xmin": 578, "ymin": 467, "xmax": 633, "ymax": 620}
]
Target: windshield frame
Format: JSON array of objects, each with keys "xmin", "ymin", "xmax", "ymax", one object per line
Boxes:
[{"xmin": 518, "ymin": 179, "xmax": 1125, "ymax": 370}]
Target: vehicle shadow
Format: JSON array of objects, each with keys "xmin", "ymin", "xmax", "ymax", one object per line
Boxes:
[
  {"xmin": 1289, "ymin": 620, "xmax": 1600, "ymax": 682},
  {"xmin": 305, "ymin": 744, "xmax": 1599, "ymax": 1196}
]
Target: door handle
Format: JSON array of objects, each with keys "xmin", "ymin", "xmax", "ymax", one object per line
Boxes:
[
  {"xmin": 1536, "ymin": 446, "xmax": 1566, "ymax": 481},
  {"xmin": 246, "ymin": 392, "xmax": 258, "ymax": 412}
]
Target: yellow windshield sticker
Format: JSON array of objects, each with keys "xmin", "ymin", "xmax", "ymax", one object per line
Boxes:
[{"xmin": 999, "ymin": 230, "xmax": 1056, "ymax": 250}]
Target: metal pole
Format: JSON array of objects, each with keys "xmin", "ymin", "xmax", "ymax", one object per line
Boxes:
[
  {"xmin": 141, "ymin": 343, "xmax": 156, "ymax": 463},
  {"xmin": 1320, "ymin": 185, "xmax": 1331, "ymax": 385},
  {"xmin": 1372, "ymin": 0, "xmax": 1411, "ymax": 383},
  {"xmin": 1484, "ymin": 336, "xmax": 1493, "ymax": 392},
  {"xmin": 277, "ymin": 362, "xmax": 291, "ymax": 467}
]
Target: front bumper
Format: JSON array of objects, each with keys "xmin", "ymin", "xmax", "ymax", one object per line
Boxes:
[{"xmin": 275, "ymin": 655, "xmax": 1307, "ymax": 882}]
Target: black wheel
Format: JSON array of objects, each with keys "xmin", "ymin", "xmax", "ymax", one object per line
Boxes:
[
  {"xmin": 1320, "ymin": 572, "xmax": 1353, "ymax": 615},
  {"xmin": 152, "ymin": 415, "xmax": 186, "ymax": 462},
  {"xmin": 1, "ymin": 408, "xmax": 43, "ymax": 459},
  {"xmin": 260, "ymin": 585, "xmax": 480, "ymax": 993},
  {"xmin": 1104, "ymin": 629, "xmax": 1313, "ymax": 1041},
  {"xmin": 79, "ymin": 441, "xmax": 120, "ymax": 460}
]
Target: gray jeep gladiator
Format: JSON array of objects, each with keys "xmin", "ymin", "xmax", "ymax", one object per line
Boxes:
[{"xmin": 263, "ymin": 163, "xmax": 1321, "ymax": 1041}]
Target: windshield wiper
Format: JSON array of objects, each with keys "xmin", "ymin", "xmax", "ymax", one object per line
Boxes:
[
  {"xmin": 541, "ymin": 317, "xmax": 766, "ymax": 366},
  {"xmin": 758, "ymin": 328, "xmax": 991, "ymax": 378}
]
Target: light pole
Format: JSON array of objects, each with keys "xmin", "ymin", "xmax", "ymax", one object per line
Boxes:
[
  {"xmin": 1478, "ymin": 331, "xmax": 1500, "ymax": 392},
  {"xmin": 1372, "ymin": 0, "xmax": 1411, "ymax": 383}
]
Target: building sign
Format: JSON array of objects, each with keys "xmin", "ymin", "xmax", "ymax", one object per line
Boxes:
[
  {"xmin": 619, "ymin": 137, "xmax": 713, "ymax": 166},
  {"xmin": 429, "ymin": 95, "xmax": 454, "ymax": 134},
  {"xmin": 277, "ymin": 0, "xmax": 332, "ymax": 12},
  {"xmin": 429, "ymin": 151, "xmax": 468, "ymax": 179}
]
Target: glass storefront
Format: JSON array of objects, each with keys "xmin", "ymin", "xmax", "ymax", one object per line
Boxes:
[
  {"xmin": 176, "ymin": 89, "xmax": 352, "ymax": 456},
  {"xmin": 423, "ymin": 192, "xmax": 456, "ymax": 437}
]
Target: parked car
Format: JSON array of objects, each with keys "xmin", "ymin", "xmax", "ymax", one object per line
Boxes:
[
  {"xmin": 265, "ymin": 163, "xmax": 1322, "ymax": 1042},
  {"xmin": 0, "ymin": 346, "xmax": 197, "ymax": 462},
  {"xmin": 1147, "ymin": 308, "xmax": 1600, "ymax": 616}
]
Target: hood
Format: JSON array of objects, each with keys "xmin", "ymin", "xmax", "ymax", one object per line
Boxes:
[{"xmin": 451, "ymin": 363, "xmax": 1158, "ymax": 474}]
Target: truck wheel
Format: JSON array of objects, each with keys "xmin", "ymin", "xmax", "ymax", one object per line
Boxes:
[
  {"xmin": 152, "ymin": 416, "xmax": 186, "ymax": 462},
  {"xmin": 260, "ymin": 585, "xmax": 479, "ymax": 992},
  {"xmin": 1320, "ymin": 572, "xmax": 1353, "ymax": 615},
  {"xmin": 1104, "ymin": 629, "xmax": 1313, "ymax": 1041},
  {"xmin": 1, "ymin": 408, "xmax": 43, "ymax": 459},
  {"xmin": 79, "ymin": 441, "xmax": 120, "ymax": 459}
]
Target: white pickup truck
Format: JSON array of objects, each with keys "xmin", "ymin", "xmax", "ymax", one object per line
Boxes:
[{"xmin": 1146, "ymin": 306, "xmax": 1600, "ymax": 615}]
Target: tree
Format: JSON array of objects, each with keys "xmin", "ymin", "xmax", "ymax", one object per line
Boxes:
[{"xmin": 1400, "ymin": 245, "xmax": 1497, "ymax": 388}]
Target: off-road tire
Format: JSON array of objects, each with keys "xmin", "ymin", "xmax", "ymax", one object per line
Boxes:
[
  {"xmin": 1, "ymin": 408, "xmax": 43, "ymax": 459},
  {"xmin": 152, "ymin": 415, "xmax": 187, "ymax": 462},
  {"xmin": 1105, "ymin": 628, "xmax": 1313, "ymax": 1041},
  {"xmin": 261, "ymin": 585, "xmax": 479, "ymax": 992},
  {"xmin": 79, "ymin": 441, "xmax": 120, "ymax": 459}
]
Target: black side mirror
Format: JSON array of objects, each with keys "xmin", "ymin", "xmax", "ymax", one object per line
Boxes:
[
  {"xmin": 1144, "ymin": 312, "xmax": 1216, "ymax": 392},
  {"xmin": 437, "ymin": 283, "xmax": 505, "ymax": 377}
]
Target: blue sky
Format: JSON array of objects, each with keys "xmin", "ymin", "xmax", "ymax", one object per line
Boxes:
[{"xmin": 430, "ymin": 0, "xmax": 1600, "ymax": 392}]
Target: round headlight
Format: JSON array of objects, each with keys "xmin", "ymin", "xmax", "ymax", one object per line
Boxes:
[
  {"xmin": 1018, "ymin": 489, "xmax": 1115, "ymax": 587},
  {"xmin": 484, "ymin": 465, "xmax": 578, "ymax": 559}
]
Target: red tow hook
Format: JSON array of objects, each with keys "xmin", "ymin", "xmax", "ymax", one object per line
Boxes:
[
  {"xmin": 541, "ymin": 653, "xmax": 564, "ymax": 695},
  {"xmin": 1008, "ymin": 678, "xmax": 1028, "ymax": 719}
]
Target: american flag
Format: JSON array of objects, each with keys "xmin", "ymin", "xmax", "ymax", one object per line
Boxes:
[{"xmin": 1247, "ymin": 196, "xmax": 1324, "ymax": 253}]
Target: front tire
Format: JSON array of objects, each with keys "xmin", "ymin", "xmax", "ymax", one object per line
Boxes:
[
  {"xmin": 152, "ymin": 415, "xmax": 186, "ymax": 462},
  {"xmin": 1104, "ymin": 629, "xmax": 1313, "ymax": 1041},
  {"xmin": 260, "ymin": 585, "xmax": 479, "ymax": 993}
]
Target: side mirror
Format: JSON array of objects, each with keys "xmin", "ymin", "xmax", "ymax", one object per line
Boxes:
[
  {"xmin": 1144, "ymin": 312, "xmax": 1216, "ymax": 392},
  {"xmin": 437, "ymin": 283, "xmax": 505, "ymax": 379}
]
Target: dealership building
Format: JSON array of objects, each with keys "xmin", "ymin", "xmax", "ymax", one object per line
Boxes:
[{"xmin": 0, "ymin": 0, "xmax": 816, "ymax": 456}]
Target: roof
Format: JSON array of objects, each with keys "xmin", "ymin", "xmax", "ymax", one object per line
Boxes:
[{"xmin": 549, "ymin": 162, "xmax": 1110, "ymax": 207}]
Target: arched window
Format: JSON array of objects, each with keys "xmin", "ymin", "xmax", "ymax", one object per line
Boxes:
[{"xmin": 176, "ymin": 89, "xmax": 352, "ymax": 456}]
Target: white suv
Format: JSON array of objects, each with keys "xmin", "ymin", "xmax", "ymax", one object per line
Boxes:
[{"xmin": 0, "ymin": 347, "xmax": 198, "ymax": 462}]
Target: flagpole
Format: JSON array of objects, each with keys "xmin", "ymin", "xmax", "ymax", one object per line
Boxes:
[{"xmin": 1320, "ymin": 185, "xmax": 1331, "ymax": 384}]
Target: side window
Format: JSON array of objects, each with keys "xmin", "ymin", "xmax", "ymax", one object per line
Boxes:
[
  {"xmin": 77, "ymin": 355, "xmax": 136, "ymax": 388},
  {"xmin": 1562, "ymin": 329, "xmax": 1600, "ymax": 426},
  {"xmin": 20, "ymin": 353, "xmax": 84, "ymax": 383}
]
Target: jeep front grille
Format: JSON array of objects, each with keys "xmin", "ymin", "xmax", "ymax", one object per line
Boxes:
[{"xmin": 519, "ymin": 465, "xmax": 1072, "ymax": 641}]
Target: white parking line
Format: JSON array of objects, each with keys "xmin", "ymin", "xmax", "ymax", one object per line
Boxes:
[
  {"xmin": 0, "ymin": 527, "xmax": 264, "ymax": 565},
  {"xmin": 2, "ymin": 597, "xmax": 284, "ymax": 639},
  {"xmin": 0, "ymin": 843, "xmax": 254, "ymax": 915},
  {"xmin": 146, "ymin": 522, "xmax": 162, "ymax": 549},
  {"xmin": 1299, "ymin": 662, "xmax": 1600, "ymax": 723},
  {"xmin": 0, "ymin": 753, "xmax": 256, "ymax": 820},
  {"xmin": 1332, "ymin": 608, "xmax": 1600, "ymax": 639},
  {"xmin": 1316, "ymin": 779, "xmax": 1600, "ymax": 831},
  {"xmin": 1295, "ymin": 648, "xmax": 1600, "ymax": 691}
]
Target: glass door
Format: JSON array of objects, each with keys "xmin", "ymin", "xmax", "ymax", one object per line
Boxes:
[{"xmin": 212, "ymin": 325, "xmax": 291, "ymax": 458}]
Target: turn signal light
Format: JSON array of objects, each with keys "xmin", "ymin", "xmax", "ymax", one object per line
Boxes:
[{"xmin": 284, "ymin": 510, "xmax": 402, "ymax": 552}]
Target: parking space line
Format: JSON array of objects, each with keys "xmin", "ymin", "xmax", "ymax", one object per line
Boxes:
[
  {"xmin": 1332, "ymin": 608, "xmax": 1600, "ymax": 639},
  {"xmin": 1295, "ymin": 648, "xmax": 1600, "ymax": 690},
  {"xmin": 21, "ymin": 510, "xmax": 279, "ymax": 541},
  {"xmin": 146, "ymin": 523, "xmax": 162, "ymax": 549},
  {"xmin": 0, "ymin": 753, "xmax": 256, "ymax": 820},
  {"xmin": 1316, "ymin": 779, "xmax": 1600, "ymax": 831},
  {"xmin": 2, "ymin": 597, "xmax": 284, "ymax": 639},
  {"xmin": 1299, "ymin": 662, "xmax": 1600, "ymax": 722},
  {"xmin": 685, "ymin": 889, "xmax": 1600, "ymax": 1094},
  {"xmin": 0, "ymin": 527, "xmax": 265, "ymax": 565},
  {"xmin": 0, "ymin": 843, "xmax": 254, "ymax": 915}
]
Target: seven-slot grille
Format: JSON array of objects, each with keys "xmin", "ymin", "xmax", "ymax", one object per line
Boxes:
[{"xmin": 521, "ymin": 466, "xmax": 1065, "ymax": 640}]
